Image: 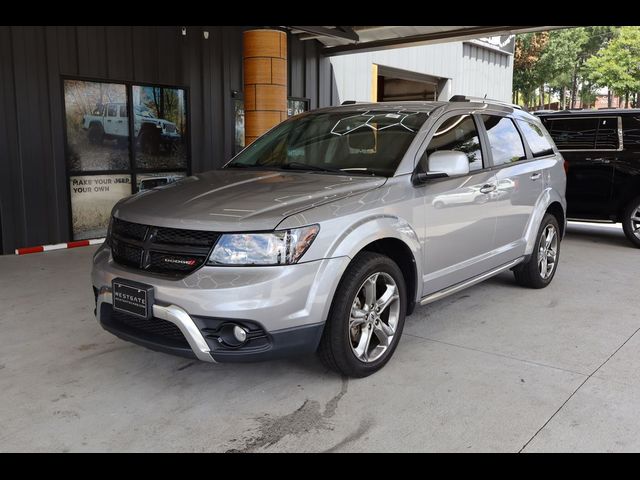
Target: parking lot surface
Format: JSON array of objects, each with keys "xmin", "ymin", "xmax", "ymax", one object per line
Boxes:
[{"xmin": 0, "ymin": 222, "xmax": 638, "ymax": 452}]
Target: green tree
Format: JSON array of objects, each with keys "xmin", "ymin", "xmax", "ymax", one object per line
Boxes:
[
  {"xmin": 538, "ymin": 28, "xmax": 588, "ymax": 109},
  {"xmin": 513, "ymin": 27, "xmax": 616, "ymax": 110},
  {"xmin": 513, "ymin": 32, "xmax": 548, "ymax": 108},
  {"xmin": 586, "ymin": 26, "xmax": 640, "ymax": 108}
]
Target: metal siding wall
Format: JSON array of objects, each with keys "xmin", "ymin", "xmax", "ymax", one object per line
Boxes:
[
  {"xmin": 461, "ymin": 43, "xmax": 512, "ymax": 102},
  {"xmin": 331, "ymin": 41, "xmax": 514, "ymax": 104},
  {"xmin": 0, "ymin": 26, "xmax": 335, "ymax": 253},
  {"xmin": 0, "ymin": 27, "xmax": 21, "ymax": 250},
  {"xmin": 304, "ymin": 41, "xmax": 319, "ymax": 109}
]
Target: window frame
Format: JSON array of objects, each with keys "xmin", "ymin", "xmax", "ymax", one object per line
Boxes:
[
  {"xmin": 60, "ymin": 74, "xmax": 191, "ymax": 241},
  {"xmin": 542, "ymin": 115, "xmax": 623, "ymax": 153},
  {"xmin": 514, "ymin": 118, "xmax": 556, "ymax": 159},
  {"xmin": 413, "ymin": 110, "xmax": 491, "ymax": 178}
]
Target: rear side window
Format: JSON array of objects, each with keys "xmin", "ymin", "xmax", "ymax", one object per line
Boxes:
[
  {"xmin": 595, "ymin": 117, "xmax": 619, "ymax": 149},
  {"xmin": 622, "ymin": 115, "xmax": 640, "ymax": 146},
  {"xmin": 107, "ymin": 104, "xmax": 118, "ymax": 117},
  {"xmin": 543, "ymin": 117, "xmax": 619, "ymax": 151},
  {"xmin": 420, "ymin": 114, "xmax": 483, "ymax": 172},
  {"xmin": 517, "ymin": 119, "xmax": 555, "ymax": 157},
  {"xmin": 479, "ymin": 115, "xmax": 526, "ymax": 166}
]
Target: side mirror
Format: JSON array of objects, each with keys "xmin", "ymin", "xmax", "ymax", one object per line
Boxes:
[{"xmin": 413, "ymin": 150, "xmax": 470, "ymax": 185}]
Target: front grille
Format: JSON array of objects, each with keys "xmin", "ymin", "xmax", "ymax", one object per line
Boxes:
[
  {"xmin": 154, "ymin": 226, "xmax": 218, "ymax": 247},
  {"xmin": 112, "ymin": 218, "xmax": 148, "ymax": 241},
  {"xmin": 110, "ymin": 217, "xmax": 219, "ymax": 276},
  {"xmin": 109, "ymin": 308, "xmax": 190, "ymax": 348}
]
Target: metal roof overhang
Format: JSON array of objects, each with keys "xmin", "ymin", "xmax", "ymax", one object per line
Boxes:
[{"xmin": 287, "ymin": 26, "xmax": 568, "ymax": 56}]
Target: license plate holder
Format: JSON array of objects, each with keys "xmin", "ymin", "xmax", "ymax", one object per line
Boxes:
[{"xmin": 112, "ymin": 278, "xmax": 155, "ymax": 320}]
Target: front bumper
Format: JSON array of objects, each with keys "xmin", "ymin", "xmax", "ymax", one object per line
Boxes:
[{"xmin": 92, "ymin": 246, "xmax": 351, "ymax": 362}]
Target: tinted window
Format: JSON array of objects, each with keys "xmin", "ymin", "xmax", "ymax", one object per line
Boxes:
[
  {"xmin": 107, "ymin": 104, "xmax": 118, "ymax": 117},
  {"xmin": 420, "ymin": 114, "xmax": 483, "ymax": 172},
  {"xmin": 517, "ymin": 119, "xmax": 554, "ymax": 157},
  {"xmin": 595, "ymin": 117, "xmax": 619, "ymax": 149},
  {"xmin": 544, "ymin": 117, "xmax": 598, "ymax": 150},
  {"xmin": 622, "ymin": 115, "xmax": 640, "ymax": 147},
  {"xmin": 119, "ymin": 104, "xmax": 128, "ymax": 117},
  {"xmin": 480, "ymin": 115, "xmax": 526, "ymax": 166}
]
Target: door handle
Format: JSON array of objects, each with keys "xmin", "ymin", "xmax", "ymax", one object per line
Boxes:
[
  {"xmin": 479, "ymin": 184, "xmax": 496, "ymax": 194},
  {"xmin": 530, "ymin": 172, "xmax": 542, "ymax": 180},
  {"xmin": 587, "ymin": 158, "xmax": 611, "ymax": 164}
]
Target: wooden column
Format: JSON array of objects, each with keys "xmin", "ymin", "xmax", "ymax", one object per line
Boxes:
[{"xmin": 243, "ymin": 29, "xmax": 287, "ymax": 145}]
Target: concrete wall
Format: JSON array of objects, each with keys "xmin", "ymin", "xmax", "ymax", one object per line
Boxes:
[{"xmin": 330, "ymin": 41, "xmax": 513, "ymax": 104}]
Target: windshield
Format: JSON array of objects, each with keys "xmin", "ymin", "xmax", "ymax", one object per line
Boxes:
[{"xmin": 226, "ymin": 109, "xmax": 430, "ymax": 177}]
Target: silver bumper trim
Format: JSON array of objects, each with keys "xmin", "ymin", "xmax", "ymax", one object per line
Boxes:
[{"xmin": 96, "ymin": 287, "xmax": 215, "ymax": 362}]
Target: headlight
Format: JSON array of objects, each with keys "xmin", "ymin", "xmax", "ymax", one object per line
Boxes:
[{"xmin": 207, "ymin": 225, "xmax": 319, "ymax": 266}]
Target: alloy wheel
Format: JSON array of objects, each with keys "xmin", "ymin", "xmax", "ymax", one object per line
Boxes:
[
  {"xmin": 538, "ymin": 224, "xmax": 558, "ymax": 279},
  {"xmin": 349, "ymin": 272, "xmax": 400, "ymax": 363},
  {"xmin": 630, "ymin": 205, "xmax": 640, "ymax": 240}
]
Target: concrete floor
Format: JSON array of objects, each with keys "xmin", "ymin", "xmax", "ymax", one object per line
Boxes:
[{"xmin": 0, "ymin": 222, "xmax": 638, "ymax": 452}]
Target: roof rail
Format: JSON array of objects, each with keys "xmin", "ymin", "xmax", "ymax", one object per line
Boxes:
[
  {"xmin": 449, "ymin": 95, "xmax": 522, "ymax": 110},
  {"xmin": 341, "ymin": 100, "xmax": 360, "ymax": 105}
]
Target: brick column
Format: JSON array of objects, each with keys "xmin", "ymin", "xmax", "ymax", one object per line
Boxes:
[{"xmin": 243, "ymin": 29, "xmax": 287, "ymax": 145}]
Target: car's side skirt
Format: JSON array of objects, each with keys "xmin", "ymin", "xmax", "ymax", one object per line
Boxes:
[{"xmin": 419, "ymin": 257, "xmax": 524, "ymax": 306}]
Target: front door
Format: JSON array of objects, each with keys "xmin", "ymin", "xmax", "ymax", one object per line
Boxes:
[{"xmin": 417, "ymin": 113, "xmax": 497, "ymax": 296}]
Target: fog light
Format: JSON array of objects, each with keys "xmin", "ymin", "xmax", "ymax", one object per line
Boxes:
[
  {"xmin": 217, "ymin": 323, "xmax": 249, "ymax": 347},
  {"xmin": 233, "ymin": 325, "xmax": 247, "ymax": 343}
]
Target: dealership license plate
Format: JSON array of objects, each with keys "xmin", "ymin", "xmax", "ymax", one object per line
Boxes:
[{"xmin": 112, "ymin": 278, "xmax": 155, "ymax": 319}]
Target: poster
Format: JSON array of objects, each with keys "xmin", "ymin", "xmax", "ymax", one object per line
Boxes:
[
  {"xmin": 69, "ymin": 175, "xmax": 131, "ymax": 240},
  {"xmin": 64, "ymin": 80, "xmax": 130, "ymax": 172},
  {"xmin": 132, "ymin": 85, "xmax": 187, "ymax": 169},
  {"xmin": 288, "ymin": 99, "xmax": 309, "ymax": 117},
  {"xmin": 234, "ymin": 98, "xmax": 245, "ymax": 154}
]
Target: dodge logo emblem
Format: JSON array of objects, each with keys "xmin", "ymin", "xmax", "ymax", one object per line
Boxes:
[{"xmin": 163, "ymin": 258, "xmax": 197, "ymax": 266}]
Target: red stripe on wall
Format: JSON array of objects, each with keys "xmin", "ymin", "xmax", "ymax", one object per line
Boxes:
[
  {"xmin": 16, "ymin": 246, "xmax": 45, "ymax": 255},
  {"xmin": 67, "ymin": 240, "xmax": 90, "ymax": 249}
]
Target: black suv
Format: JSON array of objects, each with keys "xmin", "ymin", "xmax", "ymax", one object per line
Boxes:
[{"xmin": 536, "ymin": 109, "xmax": 640, "ymax": 247}]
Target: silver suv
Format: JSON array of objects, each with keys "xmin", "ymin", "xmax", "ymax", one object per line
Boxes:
[{"xmin": 92, "ymin": 97, "xmax": 567, "ymax": 377}]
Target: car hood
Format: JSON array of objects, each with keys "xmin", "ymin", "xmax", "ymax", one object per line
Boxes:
[{"xmin": 114, "ymin": 168, "xmax": 386, "ymax": 231}]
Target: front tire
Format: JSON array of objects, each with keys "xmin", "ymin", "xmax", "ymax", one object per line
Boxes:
[
  {"xmin": 621, "ymin": 196, "xmax": 640, "ymax": 248},
  {"xmin": 513, "ymin": 213, "xmax": 561, "ymax": 289},
  {"xmin": 318, "ymin": 252, "xmax": 407, "ymax": 378}
]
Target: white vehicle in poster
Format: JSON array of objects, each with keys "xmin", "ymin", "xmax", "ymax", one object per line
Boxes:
[{"xmin": 82, "ymin": 102, "xmax": 181, "ymax": 154}]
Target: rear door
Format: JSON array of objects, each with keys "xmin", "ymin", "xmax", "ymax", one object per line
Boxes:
[
  {"xmin": 542, "ymin": 115, "xmax": 619, "ymax": 219},
  {"xmin": 477, "ymin": 114, "xmax": 543, "ymax": 261}
]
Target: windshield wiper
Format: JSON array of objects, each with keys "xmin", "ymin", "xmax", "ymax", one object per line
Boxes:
[
  {"xmin": 225, "ymin": 163, "xmax": 280, "ymax": 170},
  {"xmin": 280, "ymin": 162, "xmax": 345, "ymax": 174}
]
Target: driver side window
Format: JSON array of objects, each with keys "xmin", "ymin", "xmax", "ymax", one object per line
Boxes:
[{"xmin": 419, "ymin": 114, "xmax": 483, "ymax": 172}]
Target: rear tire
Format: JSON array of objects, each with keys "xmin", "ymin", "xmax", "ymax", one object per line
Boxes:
[
  {"xmin": 621, "ymin": 196, "xmax": 640, "ymax": 248},
  {"xmin": 318, "ymin": 251, "xmax": 407, "ymax": 378},
  {"xmin": 513, "ymin": 213, "xmax": 561, "ymax": 289}
]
